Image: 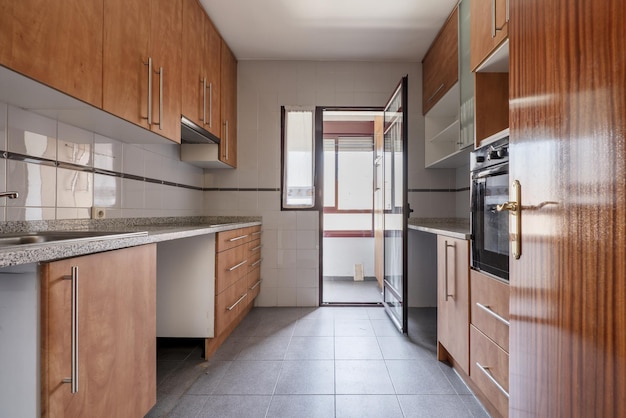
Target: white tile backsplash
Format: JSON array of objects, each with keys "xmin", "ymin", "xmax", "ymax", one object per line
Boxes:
[
  {"xmin": 8, "ymin": 106, "xmax": 57, "ymax": 159},
  {"xmin": 0, "ymin": 102, "xmax": 204, "ymax": 220}
]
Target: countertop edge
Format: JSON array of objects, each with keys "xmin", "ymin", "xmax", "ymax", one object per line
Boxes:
[
  {"xmin": 407, "ymin": 218, "xmax": 471, "ymax": 240},
  {"xmin": 0, "ymin": 221, "xmax": 262, "ymax": 268}
]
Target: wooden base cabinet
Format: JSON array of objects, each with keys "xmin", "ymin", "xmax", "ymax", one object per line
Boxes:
[
  {"xmin": 40, "ymin": 244, "xmax": 157, "ymax": 418},
  {"xmin": 206, "ymin": 226, "xmax": 262, "ymax": 358},
  {"xmin": 469, "ymin": 269, "xmax": 510, "ymax": 418},
  {"xmin": 436, "ymin": 235, "xmax": 470, "ymax": 374}
]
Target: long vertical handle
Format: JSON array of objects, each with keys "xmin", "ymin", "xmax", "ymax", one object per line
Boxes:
[
  {"xmin": 491, "ymin": 0, "xmax": 496, "ymax": 37},
  {"xmin": 202, "ymin": 77, "xmax": 207, "ymax": 124},
  {"xmin": 208, "ymin": 82, "xmax": 213, "ymax": 128},
  {"xmin": 158, "ymin": 66, "xmax": 163, "ymax": 131},
  {"xmin": 144, "ymin": 57, "xmax": 153, "ymax": 125},
  {"xmin": 444, "ymin": 241, "xmax": 455, "ymax": 301},
  {"xmin": 62, "ymin": 266, "xmax": 79, "ymax": 393},
  {"xmin": 225, "ymin": 120, "xmax": 229, "ymax": 160}
]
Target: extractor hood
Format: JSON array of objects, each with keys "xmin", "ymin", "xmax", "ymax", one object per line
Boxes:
[
  {"xmin": 180, "ymin": 116, "xmax": 220, "ymax": 145},
  {"xmin": 180, "ymin": 116, "xmax": 232, "ymax": 168}
]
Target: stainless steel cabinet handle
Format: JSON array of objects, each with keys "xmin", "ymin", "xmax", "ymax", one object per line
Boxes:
[
  {"xmin": 143, "ymin": 57, "xmax": 153, "ymax": 126},
  {"xmin": 250, "ymin": 258, "xmax": 263, "ymax": 268},
  {"xmin": 427, "ymin": 83, "xmax": 445, "ymax": 103},
  {"xmin": 252, "ymin": 231, "xmax": 262, "ymax": 236},
  {"xmin": 228, "ymin": 260, "xmax": 247, "ymax": 271},
  {"xmin": 224, "ymin": 120, "xmax": 229, "ymax": 159},
  {"xmin": 444, "ymin": 241, "xmax": 455, "ymax": 301},
  {"xmin": 476, "ymin": 302, "xmax": 510, "ymax": 326},
  {"xmin": 476, "ymin": 362, "xmax": 509, "ymax": 398},
  {"xmin": 62, "ymin": 266, "xmax": 79, "ymax": 394},
  {"xmin": 202, "ymin": 77, "xmax": 207, "ymax": 124},
  {"xmin": 208, "ymin": 82, "xmax": 213, "ymax": 128},
  {"xmin": 249, "ymin": 279, "xmax": 262, "ymax": 290},
  {"xmin": 228, "ymin": 234, "xmax": 249, "ymax": 242},
  {"xmin": 157, "ymin": 66, "xmax": 163, "ymax": 131},
  {"xmin": 227, "ymin": 293, "xmax": 248, "ymax": 311},
  {"xmin": 250, "ymin": 244, "xmax": 262, "ymax": 252}
]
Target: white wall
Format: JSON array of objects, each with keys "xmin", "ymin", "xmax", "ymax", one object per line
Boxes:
[
  {"xmin": 0, "ymin": 102, "xmax": 204, "ymax": 221},
  {"xmin": 323, "ymin": 237, "xmax": 375, "ymax": 277},
  {"xmin": 205, "ymin": 60, "xmax": 458, "ymax": 307}
]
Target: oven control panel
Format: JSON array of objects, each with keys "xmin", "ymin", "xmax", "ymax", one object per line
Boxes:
[{"xmin": 470, "ymin": 136, "xmax": 509, "ymax": 172}]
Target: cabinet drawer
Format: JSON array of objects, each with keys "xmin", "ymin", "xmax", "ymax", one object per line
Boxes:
[
  {"xmin": 247, "ymin": 266, "xmax": 262, "ymax": 301},
  {"xmin": 247, "ymin": 239, "xmax": 262, "ymax": 272},
  {"xmin": 470, "ymin": 269, "xmax": 509, "ymax": 352},
  {"xmin": 215, "ymin": 280, "xmax": 244, "ymax": 335},
  {"xmin": 216, "ymin": 228, "xmax": 251, "ymax": 252},
  {"xmin": 215, "ymin": 244, "xmax": 247, "ymax": 294},
  {"xmin": 470, "ymin": 325, "xmax": 509, "ymax": 417}
]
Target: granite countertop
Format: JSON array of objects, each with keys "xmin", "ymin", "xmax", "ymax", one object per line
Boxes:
[
  {"xmin": 408, "ymin": 218, "xmax": 471, "ymax": 240},
  {"xmin": 0, "ymin": 216, "xmax": 262, "ymax": 268}
]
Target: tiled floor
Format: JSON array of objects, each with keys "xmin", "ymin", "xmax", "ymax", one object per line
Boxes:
[
  {"xmin": 146, "ymin": 307, "xmax": 489, "ymax": 418},
  {"xmin": 322, "ymin": 277, "xmax": 382, "ymax": 303}
]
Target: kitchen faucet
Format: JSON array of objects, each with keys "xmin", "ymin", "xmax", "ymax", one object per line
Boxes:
[{"xmin": 0, "ymin": 191, "xmax": 18, "ymax": 199}]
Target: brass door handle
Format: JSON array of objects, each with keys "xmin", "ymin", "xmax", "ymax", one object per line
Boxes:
[{"xmin": 499, "ymin": 180, "xmax": 521, "ymax": 259}]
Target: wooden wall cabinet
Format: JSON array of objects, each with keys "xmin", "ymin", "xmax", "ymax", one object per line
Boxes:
[
  {"xmin": 470, "ymin": 269, "xmax": 510, "ymax": 418},
  {"xmin": 40, "ymin": 245, "xmax": 157, "ymax": 418},
  {"xmin": 181, "ymin": 0, "xmax": 221, "ymax": 138},
  {"xmin": 422, "ymin": 7, "xmax": 459, "ymax": 115},
  {"xmin": 219, "ymin": 40, "xmax": 238, "ymax": 167},
  {"xmin": 2, "ymin": 0, "xmax": 104, "ymax": 107},
  {"xmin": 436, "ymin": 235, "xmax": 470, "ymax": 374},
  {"xmin": 470, "ymin": 0, "xmax": 509, "ymax": 71},
  {"xmin": 103, "ymin": 0, "xmax": 182, "ymax": 143}
]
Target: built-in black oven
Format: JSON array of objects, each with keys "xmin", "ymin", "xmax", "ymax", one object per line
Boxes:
[{"xmin": 470, "ymin": 135, "xmax": 510, "ymax": 281}]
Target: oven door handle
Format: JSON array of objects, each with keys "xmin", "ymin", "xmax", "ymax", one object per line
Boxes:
[{"xmin": 473, "ymin": 164, "xmax": 508, "ymax": 179}]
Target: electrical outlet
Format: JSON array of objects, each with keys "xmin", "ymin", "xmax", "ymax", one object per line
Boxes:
[{"xmin": 91, "ymin": 207, "xmax": 107, "ymax": 219}]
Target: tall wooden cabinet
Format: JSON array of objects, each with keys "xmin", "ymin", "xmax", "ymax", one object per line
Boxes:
[
  {"xmin": 436, "ymin": 235, "xmax": 470, "ymax": 374},
  {"xmin": 40, "ymin": 244, "xmax": 157, "ymax": 418},
  {"xmin": 103, "ymin": 0, "xmax": 182, "ymax": 143},
  {"xmin": 1, "ymin": 0, "xmax": 104, "ymax": 107},
  {"xmin": 181, "ymin": 0, "xmax": 221, "ymax": 138},
  {"xmin": 220, "ymin": 41, "xmax": 237, "ymax": 167}
]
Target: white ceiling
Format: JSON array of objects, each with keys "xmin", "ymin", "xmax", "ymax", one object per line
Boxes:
[{"xmin": 199, "ymin": 0, "xmax": 459, "ymax": 62}]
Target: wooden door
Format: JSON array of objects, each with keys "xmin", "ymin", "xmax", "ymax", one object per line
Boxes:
[
  {"xmin": 470, "ymin": 0, "xmax": 508, "ymax": 70},
  {"xmin": 181, "ymin": 0, "xmax": 206, "ymax": 127},
  {"xmin": 220, "ymin": 40, "xmax": 237, "ymax": 167},
  {"xmin": 103, "ymin": 0, "xmax": 150, "ymax": 128},
  {"xmin": 150, "ymin": 0, "xmax": 182, "ymax": 142},
  {"xmin": 508, "ymin": 1, "xmax": 626, "ymax": 417},
  {"xmin": 205, "ymin": 18, "xmax": 222, "ymax": 138},
  {"xmin": 8, "ymin": 0, "xmax": 103, "ymax": 107},
  {"xmin": 436, "ymin": 235, "xmax": 469, "ymax": 374},
  {"xmin": 40, "ymin": 245, "xmax": 157, "ymax": 418}
]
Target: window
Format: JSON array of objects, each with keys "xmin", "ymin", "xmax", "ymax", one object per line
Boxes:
[{"xmin": 281, "ymin": 106, "xmax": 318, "ymax": 210}]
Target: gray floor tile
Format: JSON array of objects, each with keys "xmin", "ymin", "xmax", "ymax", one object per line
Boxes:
[
  {"xmin": 186, "ymin": 361, "xmax": 232, "ymax": 395},
  {"xmin": 157, "ymin": 360, "xmax": 182, "ymax": 386},
  {"xmin": 266, "ymin": 395, "xmax": 335, "ymax": 418},
  {"xmin": 274, "ymin": 360, "xmax": 335, "ymax": 394},
  {"xmin": 158, "ymin": 359, "xmax": 210, "ymax": 396},
  {"xmin": 145, "ymin": 392, "xmax": 183, "ymax": 418},
  {"xmin": 292, "ymin": 318, "xmax": 335, "ymax": 336},
  {"xmin": 336, "ymin": 360, "xmax": 395, "ymax": 394},
  {"xmin": 336, "ymin": 394, "xmax": 404, "ymax": 418},
  {"xmin": 398, "ymin": 394, "xmax": 474, "ymax": 418},
  {"xmin": 377, "ymin": 336, "xmax": 435, "ymax": 361},
  {"xmin": 167, "ymin": 394, "xmax": 208, "ymax": 418},
  {"xmin": 366, "ymin": 306, "xmax": 388, "ymax": 319},
  {"xmin": 298, "ymin": 307, "xmax": 337, "ymax": 321},
  {"xmin": 386, "ymin": 360, "xmax": 456, "ymax": 394},
  {"xmin": 332, "ymin": 307, "xmax": 370, "ymax": 320},
  {"xmin": 335, "ymin": 336, "xmax": 383, "ymax": 359},
  {"xmin": 335, "ymin": 319, "xmax": 375, "ymax": 336},
  {"xmin": 371, "ymin": 318, "xmax": 404, "ymax": 336},
  {"xmin": 285, "ymin": 336, "xmax": 334, "ymax": 359},
  {"xmin": 460, "ymin": 394, "xmax": 491, "ymax": 418},
  {"xmin": 323, "ymin": 279, "xmax": 382, "ymax": 303},
  {"xmin": 235, "ymin": 336, "xmax": 291, "ymax": 360},
  {"xmin": 438, "ymin": 362, "xmax": 472, "ymax": 395},
  {"xmin": 195, "ymin": 395, "xmax": 271, "ymax": 418},
  {"xmin": 212, "ymin": 361, "xmax": 282, "ymax": 395},
  {"xmin": 209, "ymin": 336, "xmax": 247, "ymax": 361}
]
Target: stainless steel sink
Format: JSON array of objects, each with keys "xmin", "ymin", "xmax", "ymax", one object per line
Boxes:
[{"xmin": 0, "ymin": 230, "xmax": 148, "ymax": 247}]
